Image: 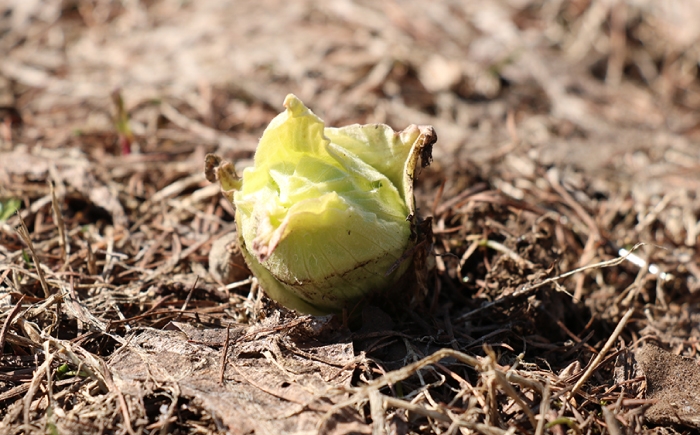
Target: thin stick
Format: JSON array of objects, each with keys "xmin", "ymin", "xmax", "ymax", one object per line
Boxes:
[
  {"xmin": 179, "ymin": 276, "xmax": 198, "ymax": 315},
  {"xmin": 0, "ymin": 295, "xmax": 24, "ymax": 358},
  {"xmin": 366, "ymin": 348, "xmax": 480, "ymax": 390},
  {"xmin": 384, "ymin": 396, "xmax": 507, "ymax": 435},
  {"xmin": 534, "ymin": 383, "xmax": 550, "ymax": 435},
  {"xmin": 491, "ymin": 369, "xmax": 537, "ymax": 428},
  {"xmin": 86, "ymin": 241, "xmax": 97, "ymax": 276},
  {"xmin": 383, "ymin": 395, "xmax": 450, "ymax": 423},
  {"xmin": 370, "ymin": 390, "xmax": 386, "ymax": 435},
  {"xmin": 102, "ymin": 364, "xmax": 136, "ymax": 435},
  {"xmin": 458, "ymin": 243, "xmax": 645, "ymax": 321},
  {"xmin": 482, "ymin": 239, "xmax": 536, "ymax": 269},
  {"xmin": 49, "ymin": 180, "xmax": 68, "ymax": 261},
  {"xmin": 23, "ymin": 352, "xmax": 51, "ymax": 424},
  {"xmin": 570, "ymin": 307, "xmax": 634, "ymax": 396},
  {"xmin": 219, "ymin": 325, "xmax": 230, "ymax": 385},
  {"xmin": 601, "ymin": 406, "xmax": 623, "ymax": 435},
  {"xmin": 16, "ymin": 214, "xmax": 51, "ymax": 298}
]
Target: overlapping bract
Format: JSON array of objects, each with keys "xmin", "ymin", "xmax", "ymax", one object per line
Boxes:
[{"xmin": 211, "ymin": 94, "xmax": 434, "ymax": 314}]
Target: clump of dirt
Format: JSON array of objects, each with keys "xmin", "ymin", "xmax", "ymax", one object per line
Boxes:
[{"xmin": 636, "ymin": 344, "xmax": 700, "ymax": 429}]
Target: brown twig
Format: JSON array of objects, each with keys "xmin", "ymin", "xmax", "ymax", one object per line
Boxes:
[
  {"xmin": 49, "ymin": 180, "xmax": 68, "ymax": 262},
  {"xmin": 0, "ymin": 295, "xmax": 25, "ymax": 358},
  {"xmin": 570, "ymin": 307, "xmax": 634, "ymax": 397},
  {"xmin": 16, "ymin": 214, "xmax": 51, "ymax": 298},
  {"xmin": 179, "ymin": 275, "xmax": 199, "ymax": 317},
  {"xmin": 219, "ymin": 324, "xmax": 231, "ymax": 385}
]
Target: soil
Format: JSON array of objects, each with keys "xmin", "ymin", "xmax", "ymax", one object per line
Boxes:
[{"xmin": 2, "ymin": 1, "xmax": 700, "ymax": 434}]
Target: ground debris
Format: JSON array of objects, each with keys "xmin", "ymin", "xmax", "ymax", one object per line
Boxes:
[
  {"xmin": 2, "ymin": 0, "xmax": 700, "ymax": 434},
  {"xmin": 636, "ymin": 344, "xmax": 700, "ymax": 429},
  {"xmin": 109, "ymin": 318, "xmax": 355, "ymax": 434}
]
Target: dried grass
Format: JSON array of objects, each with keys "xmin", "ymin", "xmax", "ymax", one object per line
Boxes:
[{"xmin": 2, "ymin": 0, "xmax": 700, "ymax": 434}]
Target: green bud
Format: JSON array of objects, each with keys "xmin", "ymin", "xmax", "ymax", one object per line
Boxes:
[{"xmin": 206, "ymin": 94, "xmax": 435, "ymax": 314}]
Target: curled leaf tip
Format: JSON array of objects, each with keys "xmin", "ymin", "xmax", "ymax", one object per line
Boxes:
[
  {"xmin": 283, "ymin": 94, "xmax": 304, "ymax": 114},
  {"xmin": 418, "ymin": 126, "xmax": 437, "ymax": 168},
  {"xmin": 282, "ymin": 94, "xmax": 321, "ymax": 126},
  {"xmin": 204, "ymin": 153, "xmax": 241, "ymax": 203}
]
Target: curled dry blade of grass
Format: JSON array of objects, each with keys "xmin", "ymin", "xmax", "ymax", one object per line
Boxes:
[
  {"xmin": 22, "ymin": 340, "xmax": 55, "ymax": 426},
  {"xmin": 0, "ymin": 2, "xmax": 697, "ymax": 433},
  {"xmin": 15, "ymin": 214, "xmax": 51, "ymax": 299},
  {"xmin": 315, "ymin": 243, "xmax": 655, "ymax": 432},
  {"xmin": 458, "ymin": 242, "xmax": 648, "ymax": 321},
  {"xmin": 48, "ymin": 181, "xmax": 68, "ymax": 262},
  {"xmin": 16, "ymin": 318, "xmax": 109, "ymax": 393},
  {"xmin": 5, "ymin": 313, "xmax": 139, "ymax": 433},
  {"xmin": 570, "ymin": 307, "xmax": 634, "ymax": 397},
  {"xmin": 534, "ymin": 383, "xmax": 550, "ymax": 435},
  {"xmin": 320, "ymin": 348, "xmax": 547, "ymax": 432},
  {"xmin": 0, "ymin": 294, "xmax": 24, "ymax": 359}
]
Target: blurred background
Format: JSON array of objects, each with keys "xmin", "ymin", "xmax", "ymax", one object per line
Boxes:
[
  {"xmin": 3, "ymin": 1, "xmax": 700, "ymax": 433},
  {"xmin": 4, "ymin": 0, "xmax": 700, "ymax": 251},
  {"xmin": 2, "ymin": 0, "xmax": 700, "ymax": 162}
]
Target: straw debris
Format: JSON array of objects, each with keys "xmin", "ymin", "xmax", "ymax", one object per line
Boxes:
[{"xmin": 2, "ymin": 1, "xmax": 700, "ymax": 433}]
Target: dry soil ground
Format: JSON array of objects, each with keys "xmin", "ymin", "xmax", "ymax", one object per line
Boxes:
[{"xmin": 2, "ymin": 1, "xmax": 700, "ymax": 434}]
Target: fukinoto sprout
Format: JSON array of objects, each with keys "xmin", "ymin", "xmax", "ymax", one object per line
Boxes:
[{"xmin": 206, "ymin": 94, "xmax": 435, "ymax": 314}]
